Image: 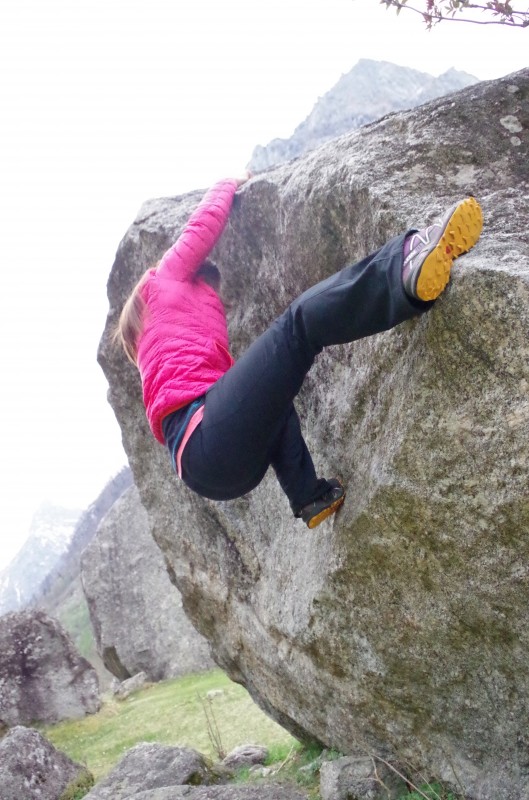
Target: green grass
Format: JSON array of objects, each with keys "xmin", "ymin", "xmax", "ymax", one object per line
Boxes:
[
  {"xmin": 41, "ymin": 669, "xmax": 296, "ymax": 782},
  {"xmin": 56, "ymin": 593, "xmax": 95, "ymax": 662},
  {"xmin": 403, "ymin": 783, "xmax": 460, "ymax": 800},
  {"xmin": 40, "ymin": 669, "xmax": 465, "ymax": 800}
]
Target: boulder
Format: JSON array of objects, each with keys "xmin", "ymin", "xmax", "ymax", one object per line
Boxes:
[
  {"xmin": 81, "ymin": 485, "xmax": 213, "ymax": 681},
  {"xmin": 320, "ymin": 755, "xmax": 406, "ymax": 800},
  {"xmin": 0, "ymin": 725, "xmax": 94, "ymax": 800},
  {"xmin": 222, "ymin": 744, "xmax": 269, "ymax": 770},
  {"xmin": 83, "ymin": 743, "xmax": 218, "ymax": 800},
  {"xmin": 114, "ymin": 670, "xmax": 148, "ymax": 698},
  {"xmin": 118, "ymin": 789, "xmax": 308, "ymax": 800},
  {"xmin": 0, "ymin": 609, "xmax": 100, "ymax": 725},
  {"xmin": 98, "ymin": 69, "xmax": 529, "ymax": 800}
]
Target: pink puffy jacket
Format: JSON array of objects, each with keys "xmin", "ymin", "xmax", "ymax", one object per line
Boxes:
[{"xmin": 137, "ymin": 179, "xmax": 238, "ymax": 443}]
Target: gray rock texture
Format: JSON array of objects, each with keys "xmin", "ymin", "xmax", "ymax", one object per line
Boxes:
[
  {"xmin": 320, "ymin": 755, "xmax": 405, "ymax": 800},
  {"xmin": 114, "ymin": 670, "xmax": 148, "ymax": 698},
  {"xmin": 0, "ymin": 725, "xmax": 94, "ymax": 800},
  {"xmin": 0, "ymin": 609, "xmax": 100, "ymax": 725},
  {"xmin": 117, "ymin": 789, "xmax": 307, "ymax": 800},
  {"xmin": 222, "ymin": 744, "xmax": 269, "ymax": 770},
  {"xmin": 81, "ymin": 485, "xmax": 213, "ymax": 681},
  {"xmin": 98, "ymin": 69, "xmax": 529, "ymax": 800},
  {"xmin": 83, "ymin": 743, "xmax": 219, "ymax": 800}
]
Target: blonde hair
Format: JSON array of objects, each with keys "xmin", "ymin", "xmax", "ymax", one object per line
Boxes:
[
  {"xmin": 113, "ymin": 259, "xmax": 223, "ymax": 364},
  {"xmin": 113, "ymin": 271, "xmax": 149, "ymax": 364}
]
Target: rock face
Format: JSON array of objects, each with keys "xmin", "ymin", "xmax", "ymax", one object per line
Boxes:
[
  {"xmin": 84, "ymin": 744, "xmax": 216, "ymax": 800},
  {"xmin": 0, "ymin": 609, "xmax": 100, "ymax": 725},
  {"xmin": 84, "ymin": 743, "xmax": 306, "ymax": 800},
  {"xmin": 108, "ymin": 790, "xmax": 307, "ymax": 800},
  {"xmin": 81, "ymin": 485, "xmax": 213, "ymax": 681},
  {"xmin": 128, "ymin": 791, "xmax": 306, "ymax": 800},
  {"xmin": 34, "ymin": 467, "xmax": 133, "ymax": 609},
  {"xmin": 114, "ymin": 670, "xmax": 148, "ymax": 698},
  {"xmin": 222, "ymin": 745, "xmax": 268, "ymax": 771},
  {"xmin": 98, "ymin": 70, "xmax": 529, "ymax": 800},
  {"xmin": 319, "ymin": 755, "xmax": 405, "ymax": 800},
  {"xmin": 249, "ymin": 59, "xmax": 478, "ymax": 171},
  {"xmin": 0, "ymin": 726, "xmax": 94, "ymax": 800},
  {"xmin": 32, "ymin": 468, "xmax": 134, "ymax": 688}
]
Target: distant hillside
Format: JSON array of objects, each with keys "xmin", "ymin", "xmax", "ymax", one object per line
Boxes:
[
  {"xmin": 0, "ymin": 504, "xmax": 81, "ymax": 615},
  {"xmin": 33, "ymin": 466, "xmax": 133, "ymax": 612},
  {"xmin": 249, "ymin": 59, "xmax": 479, "ymax": 171},
  {"xmin": 29, "ymin": 467, "xmax": 133, "ymax": 685},
  {"xmin": 0, "ymin": 468, "xmax": 133, "ymax": 685}
]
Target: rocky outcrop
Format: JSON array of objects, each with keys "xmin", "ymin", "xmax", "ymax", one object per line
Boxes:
[
  {"xmin": 98, "ymin": 69, "xmax": 529, "ymax": 800},
  {"xmin": 114, "ymin": 670, "xmax": 149, "ymax": 698},
  {"xmin": 34, "ymin": 467, "xmax": 133, "ymax": 611},
  {"xmin": 0, "ymin": 609, "xmax": 100, "ymax": 725},
  {"xmin": 249, "ymin": 59, "xmax": 478, "ymax": 171},
  {"xmin": 84, "ymin": 743, "xmax": 305, "ymax": 800},
  {"xmin": 31, "ymin": 468, "xmax": 133, "ymax": 689},
  {"xmin": 81, "ymin": 485, "xmax": 213, "ymax": 681},
  {"xmin": 222, "ymin": 745, "xmax": 268, "ymax": 771},
  {"xmin": 0, "ymin": 726, "xmax": 94, "ymax": 800},
  {"xmin": 319, "ymin": 755, "xmax": 405, "ymax": 800},
  {"xmin": 104, "ymin": 790, "xmax": 308, "ymax": 800},
  {"xmin": 83, "ymin": 744, "xmax": 217, "ymax": 800}
]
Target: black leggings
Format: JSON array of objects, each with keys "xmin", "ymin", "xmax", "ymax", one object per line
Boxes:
[{"xmin": 173, "ymin": 232, "xmax": 430, "ymax": 513}]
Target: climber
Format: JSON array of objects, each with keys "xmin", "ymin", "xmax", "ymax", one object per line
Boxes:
[{"xmin": 114, "ymin": 174, "xmax": 483, "ymax": 528}]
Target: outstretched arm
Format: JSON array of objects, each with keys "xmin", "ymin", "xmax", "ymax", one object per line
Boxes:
[{"xmin": 156, "ymin": 174, "xmax": 250, "ymax": 282}]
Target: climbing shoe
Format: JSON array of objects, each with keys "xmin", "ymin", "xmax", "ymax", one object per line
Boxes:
[
  {"xmin": 402, "ymin": 196, "xmax": 483, "ymax": 301},
  {"xmin": 300, "ymin": 479, "xmax": 345, "ymax": 529}
]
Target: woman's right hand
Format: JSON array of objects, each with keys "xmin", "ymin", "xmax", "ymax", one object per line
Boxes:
[{"xmin": 235, "ymin": 170, "xmax": 252, "ymax": 188}]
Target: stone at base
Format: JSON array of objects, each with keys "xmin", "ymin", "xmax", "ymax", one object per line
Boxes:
[{"xmin": 0, "ymin": 726, "xmax": 94, "ymax": 800}]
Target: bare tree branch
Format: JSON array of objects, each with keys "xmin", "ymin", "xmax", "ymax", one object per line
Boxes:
[{"xmin": 380, "ymin": 0, "xmax": 529, "ymax": 27}]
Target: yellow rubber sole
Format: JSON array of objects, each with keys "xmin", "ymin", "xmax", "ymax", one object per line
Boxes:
[
  {"xmin": 416, "ymin": 197, "xmax": 483, "ymax": 301},
  {"xmin": 307, "ymin": 494, "xmax": 345, "ymax": 529}
]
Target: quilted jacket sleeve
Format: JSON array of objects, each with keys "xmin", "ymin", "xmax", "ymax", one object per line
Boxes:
[{"xmin": 156, "ymin": 178, "xmax": 239, "ymax": 282}]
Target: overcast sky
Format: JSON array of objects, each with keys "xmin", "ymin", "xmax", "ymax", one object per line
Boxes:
[{"xmin": 0, "ymin": 0, "xmax": 527, "ymax": 570}]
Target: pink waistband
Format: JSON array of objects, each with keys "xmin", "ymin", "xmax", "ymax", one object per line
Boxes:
[{"xmin": 176, "ymin": 405, "xmax": 205, "ymax": 478}]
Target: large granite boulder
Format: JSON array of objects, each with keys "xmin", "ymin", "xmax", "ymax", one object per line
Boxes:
[
  {"xmin": 81, "ymin": 484, "xmax": 213, "ymax": 680},
  {"xmin": 0, "ymin": 726, "xmax": 93, "ymax": 800},
  {"xmin": 98, "ymin": 69, "xmax": 529, "ymax": 800},
  {"xmin": 0, "ymin": 609, "xmax": 100, "ymax": 725}
]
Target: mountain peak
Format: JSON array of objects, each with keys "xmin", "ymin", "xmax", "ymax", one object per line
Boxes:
[
  {"xmin": 249, "ymin": 60, "xmax": 479, "ymax": 172},
  {"xmin": 0, "ymin": 504, "xmax": 81, "ymax": 615}
]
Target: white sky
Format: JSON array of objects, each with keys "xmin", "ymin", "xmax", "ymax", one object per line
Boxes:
[{"xmin": 0, "ymin": 0, "xmax": 527, "ymax": 571}]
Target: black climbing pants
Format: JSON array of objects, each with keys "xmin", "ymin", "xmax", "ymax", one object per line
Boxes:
[{"xmin": 173, "ymin": 232, "xmax": 431, "ymax": 513}]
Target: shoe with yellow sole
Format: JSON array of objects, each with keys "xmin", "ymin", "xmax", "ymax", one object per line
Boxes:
[
  {"xmin": 402, "ymin": 196, "xmax": 483, "ymax": 302},
  {"xmin": 299, "ymin": 479, "xmax": 345, "ymax": 529}
]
